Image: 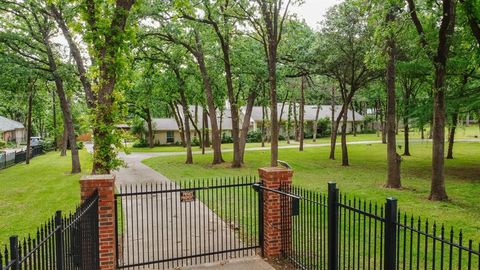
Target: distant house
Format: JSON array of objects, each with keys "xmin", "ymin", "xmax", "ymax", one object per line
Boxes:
[
  {"xmin": 149, "ymin": 104, "xmax": 364, "ymax": 145},
  {"xmin": 0, "ymin": 116, "xmax": 26, "ymax": 145},
  {"xmin": 151, "ymin": 106, "xmax": 233, "ymax": 145},
  {"xmin": 245, "ymin": 104, "xmax": 364, "ymax": 136}
]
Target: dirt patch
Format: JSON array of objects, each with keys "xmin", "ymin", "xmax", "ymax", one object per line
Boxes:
[{"xmin": 264, "ymin": 257, "xmax": 297, "ymax": 270}]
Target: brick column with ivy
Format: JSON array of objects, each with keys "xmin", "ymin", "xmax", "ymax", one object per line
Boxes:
[{"xmin": 80, "ymin": 174, "xmax": 116, "ymax": 270}]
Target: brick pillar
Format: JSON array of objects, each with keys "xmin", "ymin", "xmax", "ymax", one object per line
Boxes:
[
  {"xmin": 258, "ymin": 167, "xmax": 293, "ymax": 258},
  {"xmin": 80, "ymin": 174, "xmax": 116, "ymax": 270}
]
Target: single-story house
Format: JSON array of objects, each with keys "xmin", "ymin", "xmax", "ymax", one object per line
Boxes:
[
  {"xmin": 0, "ymin": 116, "xmax": 26, "ymax": 145},
  {"xmin": 245, "ymin": 104, "xmax": 364, "ymax": 136},
  {"xmin": 149, "ymin": 103, "xmax": 364, "ymax": 145}
]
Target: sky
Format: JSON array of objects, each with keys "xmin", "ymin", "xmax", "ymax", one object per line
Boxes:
[{"xmin": 290, "ymin": 0, "xmax": 343, "ymax": 30}]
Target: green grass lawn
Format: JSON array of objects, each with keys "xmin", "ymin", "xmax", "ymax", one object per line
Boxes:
[
  {"xmin": 0, "ymin": 150, "xmax": 92, "ymax": 246},
  {"xmin": 143, "ymin": 141, "xmax": 480, "ymax": 241}
]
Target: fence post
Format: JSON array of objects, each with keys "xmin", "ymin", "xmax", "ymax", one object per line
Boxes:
[
  {"xmin": 9, "ymin": 236, "xmax": 19, "ymax": 270},
  {"xmin": 384, "ymin": 197, "xmax": 397, "ymax": 270},
  {"xmin": 328, "ymin": 182, "xmax": 339, "ymax": 270},
  {"xmin": 55, "ymin": 211, "xmax": 64, "ymax": 270},
  {"xmin": 258, "ymin": 167, "xmax": 293, "ymax": 258},
  {"xmin": 80, "ymin": 174, "xmax": 116, "ymax": 270}
]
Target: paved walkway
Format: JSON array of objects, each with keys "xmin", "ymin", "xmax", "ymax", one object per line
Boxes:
[{"xmin": 109, "ymin": 150, "xmax": 270, "ymax": 270}]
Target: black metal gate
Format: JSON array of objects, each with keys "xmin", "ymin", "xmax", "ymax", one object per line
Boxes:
[{"xmin": 115, "ymin": 176, "xmax": 261, "ymax": 269}]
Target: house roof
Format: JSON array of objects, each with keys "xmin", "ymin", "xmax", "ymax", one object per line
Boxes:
[
  {"xmin": 151, "ymin": 118, "xmax": 181, "ymax": 131},
  {"xmin": 152, "ymin": 105, "xmax": 233, "ymax": 131},
  {"xmin": 0, "ymin": 116, "xmax": 24, "ymax": 132},
  {"xmin": 246, "ymin": 104, "xmax": 364, "ymax": 122}
]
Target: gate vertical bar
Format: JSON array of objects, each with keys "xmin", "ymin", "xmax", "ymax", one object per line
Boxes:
[
  {"xmin": 10, "ymin": 236, "xmax": 19, "ymax": 270},
  {"xmin": 114, "ymin": 195, "xmax": 119, "ymax": 269},
  {"xmin": 328, "ymin": 182, "xmax": 339, "ymax": 270},
  {"xmin": 384, "ymin": 198, "xmax": 397, "ymax": 270},
  {"xmin": 55, "ymin": 211, "xmax": 64, "ymax": 270},
  {"xmin": 258, "ymin": 186, "xmax": 264, "ymax": 256}
]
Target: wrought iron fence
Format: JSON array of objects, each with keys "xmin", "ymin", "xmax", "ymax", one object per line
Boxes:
[
  {"xmin": 0, "ymin": 190, "xmax": 99, "ymax": 270},
  {"xmin": 0, "ymin": 145, "xmax": 45, "ymax": 170},
  {"xmin": 115, "ymin": 176, "xmax": 260, "ymax": 269},
  {"xmin": 0, "ymin": 152, "xmax": 15, "ymax": 170},
  {"xmin": 271, "ymin": 182, "xmax": 480, "ymax": 270}
]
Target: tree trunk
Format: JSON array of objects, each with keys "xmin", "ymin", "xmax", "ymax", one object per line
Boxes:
[
  {"xmin": 380, "ymin": 107, "xmax": 387, "ymax": 144},
  {"xmin": 52, "ymin": 88, "xmax": 57, "ymax": 151},
  {"xmin": 299, "ymin": 77, "xmax": 305, "ymax": 151},
  {"xmin": 267, "ymin": 40, "xmax": 279, "ymax": 167},
  {"xmin": 146, "ymin": 108, "xmax": 154, "ymax": 148},
  {"xmin": 178, "ymin": 77, "xmax": 193, "ymax": 164},
  {"xmin": 329, "ymin": 88, "xmax": 336, "ymax": 159},
  {"xmin": 330, "ymin": 87, "xmax": 355, "ymax": 160},
  {"xmin": 203, "ymin": 108, "xmax": 210, "ymax": 148},
  {"xmin": 403, "ymin": 87, "xmax": 411, "ymax": 156},
  {"xmin": 50, "ymin": 4, "xmax": 95, "ymax": 108},
  {"xmin": 403, "ymin": 117, "xmax": 411, "ymax": 156},
  {"xmin": 202, "ymin": 109, "xmax": 207, "ymax": 154},
  {"xmin": 239, "ymin": 90, "xmax": 257, "ymax": 163},
  {"xmin": 286, "ymin": 101, "xmax": 292, "ymax": 144},
  {"xmin": 312, "ymin": 105, "xmax": 320, "ymax": 142},
  {"xmin": 385, "ymin": 18, "xmax": 401, "ymax": 188},
  {"xmin": 187, "ymin": 109, "xmax": 203, "ymax": 149},
  {"xmin": 194, "ymin": 32, "xmax": 223, "ymax": 164},
  {"xmin": 351, "ymin": 102, "xmax": 357, "ymax": 136},
  {"xmin": 217, "ymin": 35, "xmax": 241, "ymax": 168},
  {"xmin": 341, "ymin": 106, "xmax": 349, "ymax": 166},
  {"xmin": 429, "ymin": 0, "xmax": 455, "ymax": 201},
  {"xmin": 26, "ymin": 82, "xmax": 35, "ymax": 165},
  {"xmin": 61, "ymin": 126, "xmax": 68, "ymax": 156},
  {"xmin": 446, "ymin": 111, "xmax": 458, "ymax": 159},
  {"xmin": 261, "ymin": 103, "xmax": 266, "ymax": 148},
  {"xmin": 293, "ymin": 100, "xmax": 299, "ymax": 141},
  {"xmin": 170, "ymin": 102, "xmax": 185, "ymax": 146},
  {"xmin": 195, "ymin": 105, "xmax": 200, "ymax": 146},
  {"xmin": 43, "ymin": 30, "xmax": 80, "ymax": 173},
  {"xmin": 219, "ymin": 109, "xmax": 224, "ymax": 141}
]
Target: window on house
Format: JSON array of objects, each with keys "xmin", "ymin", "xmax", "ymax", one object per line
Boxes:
[{"xmin": 166, "ymin": 131, "xmax": 174, "ymax": 143}]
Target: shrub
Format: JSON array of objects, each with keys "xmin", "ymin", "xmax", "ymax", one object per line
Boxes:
[
  {"xmin": 317, "ymin": 117, "xmax": 331, "ymax": 137},
  {"xmin": 246, "ymin": 130, "xmax": 262, "ymax": 143},
  {"xmin": 133, "ymin": 139, "xmax": 148, "ymax": 148},
  {"xmin": 0, "ymin": 140, "xmax": 6, "ymax": 149},
  {"xmin": 222, "ymin": 133, "xmax": 233, "ymax": 144},
  {"xmin": 192, "ymin": 136, "xmax": 200, "ymax": 146},
  {"xmin": 42, "ymin": 139, "xmax": 56, "ymax": 151}
]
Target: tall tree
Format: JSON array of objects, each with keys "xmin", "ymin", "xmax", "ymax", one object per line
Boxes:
[
  {"xmin": 0, "ymin": 0, "xmax": 81, "ymax": 173},
  {"xmin": 240, "ymin": 0, "xmax": 295, "ymax": 167},
  {"xmin": 407, "ymin": 0, "xmax": 456, "ymax": 200},
  {"xmin": 317, "ymin": 1, "xmax": 379, "ymax": 164},
  {"xmin": 81, "ymin": 0, "xmax": 136, "ymax": 174},
  {"xmin": 385, "ymin": 3, "xmax": 401, "ymax": 188},
  {"xmin": 178, "ymin": 0, "xmax": 244, "ymax": 167}
]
